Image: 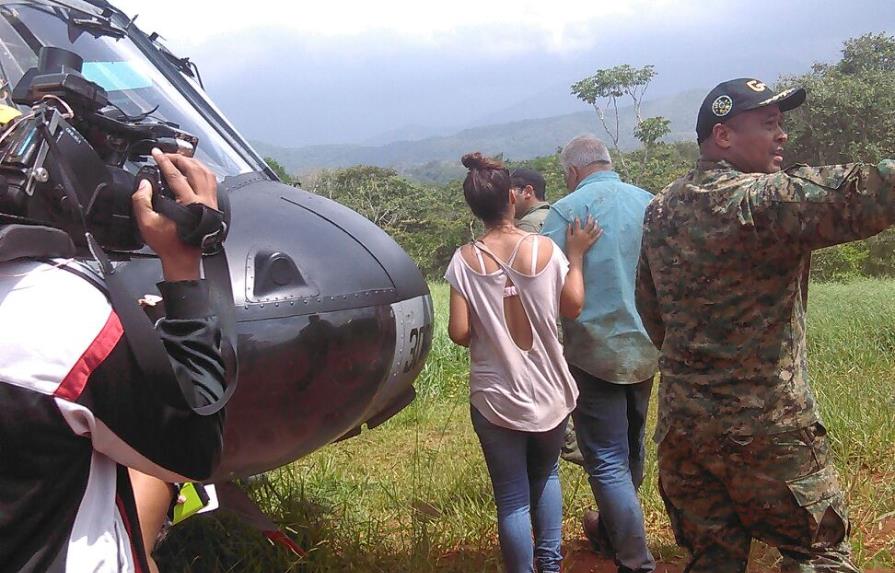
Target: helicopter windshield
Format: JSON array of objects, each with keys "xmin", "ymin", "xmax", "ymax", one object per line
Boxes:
[{"xmin": 0, "ymin": 2, "xmax": 253, "ymax": 178}]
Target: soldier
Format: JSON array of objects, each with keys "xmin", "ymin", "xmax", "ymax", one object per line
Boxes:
[
  {"xmin": 635, "ymin": 77, "xmax": 895, "ymax": 572},
  {"xmin": 511, "ymin": 168, "xmax": 551, "ymax": 233}
]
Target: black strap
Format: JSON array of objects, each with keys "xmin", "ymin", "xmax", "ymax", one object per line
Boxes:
[
  {"xmin": 84, "ymin": 233, "xmax": 236, "ymax": 414},
  {"xmin": 194, "ymin": 247, "xmax": 238, "ymax": 416},
  {"xmin": 85, "ymin": 232, "xmax": 195, "ymax": 409},
  {"xmin": 196, "ymin": 181, "xmax": 238, "ymax": 414},
  {"xmin": 151, "ymin": 194, "xmax": 227, "ymax": 251}
]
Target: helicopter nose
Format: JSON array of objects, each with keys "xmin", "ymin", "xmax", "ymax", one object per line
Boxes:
[
  {"xmin": 226, "ymin": 174, "xmax": 401, "ymax": 313},
  {"xmin": 112, "ymin": 173, "xmax": 432, "ymax": 480},
  {"xmin": 209, "ymin": 174, "xmax": 432, "ymax": 479}
]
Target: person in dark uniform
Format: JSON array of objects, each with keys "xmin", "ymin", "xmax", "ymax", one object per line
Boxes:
[
  {"xmin": 511, "ymin": 168, "xmax": 551, "ymax": 233},
  {"xmin": 636, "ymin": 78, "xmax": 895, "ymax": 572}
]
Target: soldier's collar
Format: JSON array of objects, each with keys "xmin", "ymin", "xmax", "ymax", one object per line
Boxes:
[
  {"xmin": 696, "ymin": 159, "xmax": 740, "ymax": 174},
  {"xmin": 516, "ymin": 201, "xmax": 549, "ymax": 219}
]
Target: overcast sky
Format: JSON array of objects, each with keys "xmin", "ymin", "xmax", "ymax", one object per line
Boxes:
[{"xmin": 114, "ymin": 0, "xmax": 895, "ymax": 147}]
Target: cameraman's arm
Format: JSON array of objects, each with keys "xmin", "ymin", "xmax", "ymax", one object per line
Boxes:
[
  {"xmin": 134, "ymin": 150, "xmax": 226, "ymax": 411},
  {"xmin": 61, "ymin": 152, "xmax": 227, "ymax": 482}
]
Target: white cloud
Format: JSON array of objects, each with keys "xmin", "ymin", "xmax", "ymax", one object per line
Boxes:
[{"xmin": 112, "ymin": 0, "xmax": 706, "ymax": 55}]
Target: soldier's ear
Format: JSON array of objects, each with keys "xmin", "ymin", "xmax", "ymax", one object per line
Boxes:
[{"xmin": 713, "ymin": 122, "xmax": 733, "ymax": 150}]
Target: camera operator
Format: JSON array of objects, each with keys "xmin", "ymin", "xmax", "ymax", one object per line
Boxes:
[{"xmin": 0, "ymin": 148, "xmax": 228, "ymax": 572}]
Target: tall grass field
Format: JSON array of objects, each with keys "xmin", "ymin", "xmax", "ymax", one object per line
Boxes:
[{"xmin": 158, "ymin": 280, "xmax": 895, "ymax": 572}]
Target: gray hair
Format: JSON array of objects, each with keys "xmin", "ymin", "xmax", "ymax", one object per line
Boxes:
[{"xmin": 560, "ymin": 134, "xmax": 612, "ymax": 171}]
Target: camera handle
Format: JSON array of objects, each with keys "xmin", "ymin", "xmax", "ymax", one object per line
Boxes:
[
  {"xmin": 24, "ymin": 110, "xmax": 58, "ymax": 198},
  {"xmin": 34, "ymin": 108, "xmax": 88, "ymax": 233}
]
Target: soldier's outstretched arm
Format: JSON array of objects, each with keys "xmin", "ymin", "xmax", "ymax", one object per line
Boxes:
[{"xmin": 753, "ymin": 159, "xmax": 895, "ymax": 251}]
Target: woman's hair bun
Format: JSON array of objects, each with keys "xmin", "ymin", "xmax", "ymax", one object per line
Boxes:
[{"xmin": 461, "ymin": 152, "xmax": 504, "ymax": 171}]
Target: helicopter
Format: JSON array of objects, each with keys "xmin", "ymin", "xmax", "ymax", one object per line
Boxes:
[{"xmin": 0, "ymin": 0, "xmax": 434, "ymax": 518}]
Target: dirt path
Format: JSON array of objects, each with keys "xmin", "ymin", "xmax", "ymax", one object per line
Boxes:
[
  {"xmin": 563, "ymin": 540, "xmax": 894, "ymax": 573},
  {"xmin": 564, "ymin": 541, "xmax": 682, "ymax": 573}
]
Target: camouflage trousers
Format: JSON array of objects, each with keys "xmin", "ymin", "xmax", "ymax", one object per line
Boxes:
[
  {"xmin": 560, "ymin": 417, "xmax": 585, "ymax": 466},
  {"xmin": 658, "ymin": 423, "xmax": 859, "ymax": 573}
]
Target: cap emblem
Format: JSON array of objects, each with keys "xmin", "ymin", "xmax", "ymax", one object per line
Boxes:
[
  {"xmin": 746, "ymin": 80, "xmax": 767, "ymax": 92},
  {"xmin": 711, "ymin": 95, "xmax": 733, "ymax": 117}
]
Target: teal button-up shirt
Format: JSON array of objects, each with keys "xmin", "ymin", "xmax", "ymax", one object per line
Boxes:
[{"xmin": 541, "ymin": 171, "xmax": 659, "ymax": 384}]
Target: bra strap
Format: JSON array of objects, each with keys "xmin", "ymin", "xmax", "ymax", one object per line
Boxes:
[
  {"xmin": 472, "ymin": 244, "xmax": 487, "ymax": 274},
  {"xmin": 530, "ymin": 236, "xmax": 539, "ymax": 274}
]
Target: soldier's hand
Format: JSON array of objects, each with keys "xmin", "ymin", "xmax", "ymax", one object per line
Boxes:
[{"xmin": 565, "ymin": 216, "xmax": 602, "ymax": 263}]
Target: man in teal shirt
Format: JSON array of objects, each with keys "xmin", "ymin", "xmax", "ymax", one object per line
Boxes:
[{"xmin": 541, "ymin": 134, "xmax": 658, "ymax": 573}]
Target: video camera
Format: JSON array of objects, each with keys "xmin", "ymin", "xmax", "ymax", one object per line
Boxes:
[{"xmin": 0, "ymin": 46, "xmax": 227, "ymax": 253}]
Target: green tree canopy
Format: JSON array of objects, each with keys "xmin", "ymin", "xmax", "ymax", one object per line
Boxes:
[
  {"xmin": 311, "ymin": 166, "xmax": 473, "ymax": 277},
  {"xmin": 571, "ymin": 64, "xmax": 657, "ymax": 168},
  {"xmin": 779, "ymin": 33, "xmax": 895, "ymax": 280},
  {"xmin": 780, "ymin": 33, "xmax": 895, "ymax": 165},
  {"xmin": 571, "ymin": 64, "xmax": 677, "ymax": 184},
  {"xmin": 634, "ymin": 116, "xmax": 671, "ymax": 148}
]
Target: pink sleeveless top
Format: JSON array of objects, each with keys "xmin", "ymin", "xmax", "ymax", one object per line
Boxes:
[{"xmin": 444, "ymin": 235, "xmax": 578, "ymax": 432}]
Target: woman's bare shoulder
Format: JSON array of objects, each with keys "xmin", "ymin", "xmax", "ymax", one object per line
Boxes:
[
  {"xmin": 459, "ymin": 242, "xmax": 499, "ymax": 273},
  {"xmin": 508, "ymin": 235, "xmax": 555, "ymax": 274}
]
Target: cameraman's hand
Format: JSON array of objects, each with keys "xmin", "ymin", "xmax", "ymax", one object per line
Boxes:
[{"xmin": 132, "ymin": 149, "xmax": 218, "ymax": 282}]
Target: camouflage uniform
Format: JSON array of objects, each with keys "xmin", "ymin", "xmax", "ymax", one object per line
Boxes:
[
  {"xmin": 560, "ymin": 417, "xmax": 585, "ymax": 466},
  {"xmin": 636, "ymin": 158, "xmax": 895, "ymax": 572},
  {"xmin": 515, "ymin": 201, "xmax": 551, "ymax": 234}
]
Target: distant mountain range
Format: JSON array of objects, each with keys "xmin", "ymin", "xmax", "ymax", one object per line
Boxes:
[{"xmin": 252, "ymin": 88, "xmax": 705, "ymax": 181}]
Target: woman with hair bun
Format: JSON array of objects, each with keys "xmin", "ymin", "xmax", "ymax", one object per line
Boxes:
[{"xmin": 446, "ymin": 152, "xmax": 601, "ymax": 572}]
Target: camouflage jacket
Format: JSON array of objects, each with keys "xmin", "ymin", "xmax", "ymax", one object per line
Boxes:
[
  {"xmin": 636, "ymin": 159, "xmax": 895, "ymax": 442},
  {"xmin": 515, "ymin": 201, "xmax": 551, "ymax": 233}
]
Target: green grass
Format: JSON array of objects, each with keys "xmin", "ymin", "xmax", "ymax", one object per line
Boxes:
[{"xmin": 157, "ymin": 280, "xmax": 895, "ymax": 572}]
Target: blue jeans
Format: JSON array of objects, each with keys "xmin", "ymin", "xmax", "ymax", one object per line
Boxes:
[
  {"xmin": 471, "ymin": 406, "xmax": 568, "ymax": 573},
  {"xmin": 570, "ymin": 366, "xmax": 655, "ymax": 573}
]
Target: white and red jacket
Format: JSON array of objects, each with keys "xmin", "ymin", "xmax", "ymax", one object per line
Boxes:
[{"xmin": 0, "ymin": 259, "xmax": 226, "ymax": 572}]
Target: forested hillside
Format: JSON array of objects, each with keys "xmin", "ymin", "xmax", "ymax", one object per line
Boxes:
[
  {"xmin": 267, "ymin": 34, "xmax": 895, "ymax": 282},
  {"xmin": 253, "ymin": 89, "xmax": 703, "ymax": 178}
]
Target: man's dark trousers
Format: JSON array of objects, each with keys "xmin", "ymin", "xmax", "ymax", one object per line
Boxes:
[{"xmin": 570, "ymin": 365, "xmax": 655, "ymax": 573}]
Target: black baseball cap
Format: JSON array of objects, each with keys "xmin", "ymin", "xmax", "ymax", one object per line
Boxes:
[
  {"xmin": 696, "ymin": 78, "xmax": 806, "ymax": 144},
  {"xmin": 510, "ymin": 168, "xmax": 547, "ymax": 200}
]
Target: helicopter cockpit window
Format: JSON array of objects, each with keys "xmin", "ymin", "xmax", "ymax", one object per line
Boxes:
[{"xmin": 0, "ymin": 3, "xmax": 252, "ymax": 178}]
